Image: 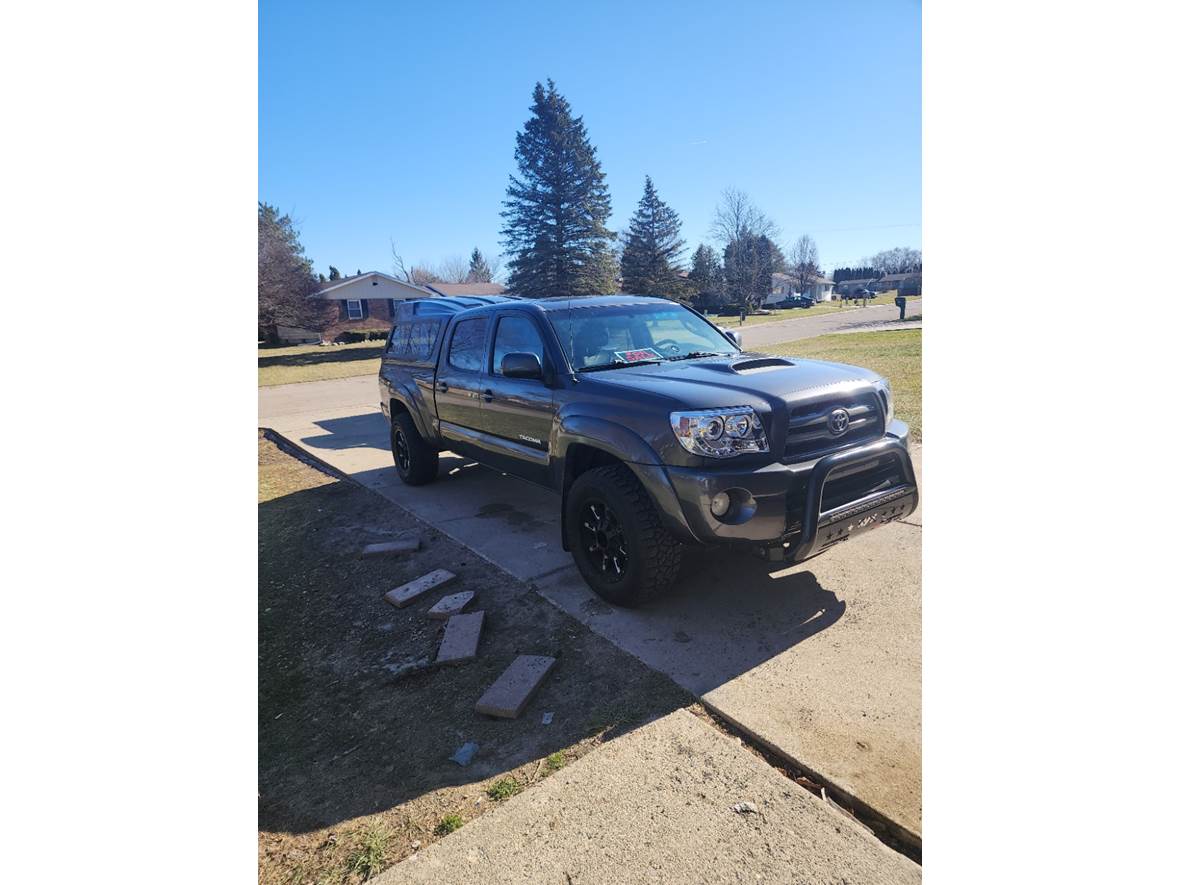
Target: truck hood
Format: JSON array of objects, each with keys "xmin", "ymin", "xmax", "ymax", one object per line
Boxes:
[{"xmin": 585, "ymin": 352, "xmax": 882, "ymax": 411}]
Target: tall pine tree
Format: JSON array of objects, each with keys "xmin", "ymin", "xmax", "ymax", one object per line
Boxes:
[
  {"xmin": 466, "ymin": 247, "xmax": 493, "ymax": 283},
  {"xmin": 688, "ymin": 244, "xmax": 725, "ymax": 310},
  {"xmin": 620, "ymin": 176, "xmax": 687, "ymax": 298},
  {"xmin": 500, "ymin": 80, "xmax": 615, "ymax": 297}
]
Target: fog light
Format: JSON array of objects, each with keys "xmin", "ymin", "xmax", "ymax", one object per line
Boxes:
[{"xmin": 710, "ymin": 492, "xmax": 731, "ymax": 517}]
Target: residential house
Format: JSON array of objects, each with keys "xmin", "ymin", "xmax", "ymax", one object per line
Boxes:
[
  {"xmin": 767, "ymin": 272, "xmax": 836, "ymax": 304},
  {"xmin": 313, "ymin": 272, "xmax": 436, "ymax": 342},
  {"xmin": 275, "ymin": 275, "xmax": 511, "ymax": 344}
]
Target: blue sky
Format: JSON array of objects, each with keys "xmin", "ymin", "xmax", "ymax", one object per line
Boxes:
[{"xmin": 260, "ymin": 0, "xmax": 920, "ymax": 279}]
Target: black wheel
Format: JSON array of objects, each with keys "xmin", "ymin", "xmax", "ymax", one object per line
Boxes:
[
  {"xmin": 565, "ymin": 464, "xmax": 683, "ymax": 607},
  {"xmin": 391, "ymin": 412, "xmax": 438, "ymax": 486}
]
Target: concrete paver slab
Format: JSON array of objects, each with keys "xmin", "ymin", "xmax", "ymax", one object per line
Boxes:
[
  {"xmin": 384, "ymin": 569, "xmax": 456, "ymax": 608},
  {"xmin": 362, "ymin": 537, "xmax": 420, "ymax": 558},
  {"xmin": 435, "ymin": 611, "xmax": 484, "ymax": 664},
  {"xmin": 374, "ymin": 709, "xmax": 920, "ymax": 885},
  {"xmin": 474, "ymin": 654, "xmax": 556, "ymax": 718},
  {"xmin": 427, "ymin": 590, "xmax": 476, "ymax": 619}
]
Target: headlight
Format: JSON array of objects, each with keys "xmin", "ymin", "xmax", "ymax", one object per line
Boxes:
[
  {"xmin": 879, "ymin": 379, "xmax": 894, "ymax": 423},
  {"xmin": 670, "ymin": 406, "xmax": 769, "ymax": 458}
]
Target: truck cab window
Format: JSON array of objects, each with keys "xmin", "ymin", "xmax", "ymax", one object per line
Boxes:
[
  {"xmin": 493, "ymin": 316, "xmax": 545, "ymax": 376},
  {"xmin": 447, "ymin": 317, "xmax": 488, "ymax": 372}
]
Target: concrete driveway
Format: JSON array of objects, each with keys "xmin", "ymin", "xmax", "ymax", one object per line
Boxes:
[{"xmin": 259, "ymin": 368, "xmax": 922, "ymax": 840}]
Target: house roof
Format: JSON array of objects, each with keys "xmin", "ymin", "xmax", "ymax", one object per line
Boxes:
[
  {"xmin": 316, "ymin": 271, "xmax": 432, "ymax": 297},
  {"xmin": 424, "ymin": 282, "xmax": 508, "ymax": 297},
  {"xmin": 876, "ymin": 272, "xmax": 921, "ymax": 283}
]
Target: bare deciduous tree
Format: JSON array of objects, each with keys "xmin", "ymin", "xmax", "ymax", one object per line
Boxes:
[
  {"xmin": 436, "ymin": 255, "xmax": 470, "ymax": 284},
  {"xmin": 785, "ymin": 235, "xmax": 821, "ymax": 294},
  {"xmin": 711, "ymin": 189, "xmax": 782, "ymax": 310},
  {"xmin": 710, "ymin": 188, "xmax": 780, "ymax": 244},
  {"xmin": 864, "ymin": 247, "xmax": 922, "ymax": 276}
]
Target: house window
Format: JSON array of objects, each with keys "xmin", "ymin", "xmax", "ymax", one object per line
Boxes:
[{"xmin": 346, "ymin": 299, "xmax": 363, "ymax": 320}]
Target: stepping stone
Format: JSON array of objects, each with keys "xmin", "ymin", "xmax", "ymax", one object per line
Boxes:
[
  {"xmin": 475, "ymin": 654, "xmax": 556, "ymax": 719},
  {"xmin": 427, "ymin": 590, "xmax": 477, "ymax": 620},
  {"xmin": 436, "ymin": 611, "xmax": 485, "ymax": 664},
  {"xmin": 362, "ymin": 537, "xmax": 420, "ymax": 558},
  {"xmin": 384, "ymin": 569, "xmax": 456, "ymax": 608}
]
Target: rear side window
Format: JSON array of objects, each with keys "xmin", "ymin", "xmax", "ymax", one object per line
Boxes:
[
  {"xmin": 386, "ymin": 320, "xmax": 441, "ymax": 361},
  {"xmin": 447, "ymin": 318, "xmax": 489, "ymax": 372},
  {"xmin": 492, "ymin": 316, "xmax": 546, "ymax": 376}
]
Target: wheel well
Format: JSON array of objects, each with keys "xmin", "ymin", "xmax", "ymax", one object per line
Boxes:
[
  {"xmin": 561, "ymin": 444, "xmax": 628, "ymax": 551},
  {"xmin": 388, "ymin": 398, "xmax": 410, "ymax": 419},
  {"xmin": 563, "ymin": 443, "xmax": 626, "ymax": 493}
]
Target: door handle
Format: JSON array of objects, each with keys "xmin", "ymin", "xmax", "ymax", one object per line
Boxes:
[
  {"xmin": 481, "ymin": 389, "xmax": 494, "ymax": 402},
  {"xmin": 437, "ymin": 381, "xmax": 449, "ymax": 393}
]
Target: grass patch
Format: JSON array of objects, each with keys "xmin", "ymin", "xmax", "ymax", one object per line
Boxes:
[
  {"xmin": 433, "ymin": 814, "xmax": 463, "ymax": 836},
  {"xmin": 544, "ymin": 751, "xmax": 567, "ymax": 773},
  {"xmin": 258, "ymin": 341, "xmax": 384, "ymax": 387},
  {"xmin": 487, "ymin": 777, "xmax": 522, "ymax": 801},
  {"xmin": 346, "ymin": 826, "xmax": 390, "ymax": 880},
  {"xmin": 762, "ymin": 328, "xmax": 922, "ymax": 441}
]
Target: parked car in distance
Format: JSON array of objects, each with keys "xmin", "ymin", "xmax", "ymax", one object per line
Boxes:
[
  {"xmin": 779, "ymin": 294, "xmax": 814, "ymax": 309},
  {"xmin": 379, "ymin": 294, "xmax": 918, "ymax": 606}
]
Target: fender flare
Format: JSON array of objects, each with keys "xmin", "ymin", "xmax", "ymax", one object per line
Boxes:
[
  {"xmin": 387, "ymin": 381, "xmax": 436, "ymax": 445},
  {"xmin": 554, "ymin": 415, "xmax": 699, "ymax": 547}
]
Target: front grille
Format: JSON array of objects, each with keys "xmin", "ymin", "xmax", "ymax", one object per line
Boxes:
[
  {"xmin": 820, "ymin": 455, "xmax": 907, "ymax": 512},
  {"xmin": 785, "ymin": 391, "xmax": 884, "ymax": 460}
]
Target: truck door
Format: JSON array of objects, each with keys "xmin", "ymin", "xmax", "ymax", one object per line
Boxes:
[
  {"xmin": 479, "ymin": 311, "xmax": 557, "ymax": 486},
  {"xmin": 434, "ymin": 315, "xmax": 490, "ymax": 461}
]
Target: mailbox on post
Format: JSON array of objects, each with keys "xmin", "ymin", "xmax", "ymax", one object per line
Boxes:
[{"xmin": 895, "ymin": 295, "xmax": 906, "ymax": 320}]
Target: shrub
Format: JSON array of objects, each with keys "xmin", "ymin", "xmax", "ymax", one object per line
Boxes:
[{"xmin": 434, "ymin": 814, "xmax": 463, "ymax": 836}]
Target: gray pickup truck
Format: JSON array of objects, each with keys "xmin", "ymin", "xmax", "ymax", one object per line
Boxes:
[{"xmin": 379, "ymin": 294, "xmax": 917, "ymax": 606}]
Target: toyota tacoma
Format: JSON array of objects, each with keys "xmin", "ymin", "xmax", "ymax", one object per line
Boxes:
[{"xmin": 379, "ymin": 294, "xmax": 918, "ymax": 606}]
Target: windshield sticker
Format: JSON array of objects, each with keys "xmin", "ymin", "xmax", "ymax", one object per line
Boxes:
[{"xmin": 613, "ymin": 347, "xmax": 662, "ymax": 363}]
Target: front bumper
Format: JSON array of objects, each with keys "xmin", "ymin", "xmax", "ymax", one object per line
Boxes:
[{"xmin": 659, "ymin": 421, "xmax": 918, "ymax": 559}]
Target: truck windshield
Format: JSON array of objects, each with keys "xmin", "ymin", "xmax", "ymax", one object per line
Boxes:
[{"xmin": 546, "ymin": 303, "xmax": 739, "ymax": 372}]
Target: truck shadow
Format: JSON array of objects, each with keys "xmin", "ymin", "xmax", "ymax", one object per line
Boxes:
[
  {"xmin": 299, "ymin": 413, "xmax": 390, "ymax": 451},
  {"xmin": 536, "ymin": 547, "xmax": 845, "ymax": 698}
]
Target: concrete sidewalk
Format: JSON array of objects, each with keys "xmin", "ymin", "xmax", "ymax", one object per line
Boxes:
[{"xmin": 374, "ymin": 709, "xmax": 920, "ymax": 885}]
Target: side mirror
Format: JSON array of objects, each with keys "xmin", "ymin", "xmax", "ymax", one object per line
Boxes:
[
  {"xmin": 501, "ymin": 351, "xmax": 544, "ymax": 380},
  {"xmin": 725, "ymin": 330, "xmax": 743, "ymax": 349}
]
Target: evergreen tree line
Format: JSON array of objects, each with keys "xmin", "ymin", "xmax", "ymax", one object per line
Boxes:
[{"xmin": 500, "ymin": 81, "xmax": 806, "ymax": 312}]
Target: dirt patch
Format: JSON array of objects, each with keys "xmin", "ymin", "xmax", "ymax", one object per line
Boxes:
[{"xmin": 258, "ymin": 432, "xmax": 691, "ymax": 884}]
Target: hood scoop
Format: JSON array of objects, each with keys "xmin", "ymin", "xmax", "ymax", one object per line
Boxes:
[{"xmin": 729, "ymin": 357, "xmax": 795, "ymax": 373}]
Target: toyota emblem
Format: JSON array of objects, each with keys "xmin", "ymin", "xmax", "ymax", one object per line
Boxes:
[{"xmin": 827, "ymin": 408, "xmax": 851, "ymax": 436}]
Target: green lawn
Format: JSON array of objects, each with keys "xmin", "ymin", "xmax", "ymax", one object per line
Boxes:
[
  {"xmin": 258, "ymin": 341, "xmax": 384, "ymax": 386},
  {"xmin": 761, "ymin": 328, "xmax": 922, "ymax": 440}
]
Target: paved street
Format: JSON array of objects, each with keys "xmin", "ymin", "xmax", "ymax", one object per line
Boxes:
[
  {"xmin": 731, "ymin": 298, "xmax": 921, "ymax": 350},
  {"xmin": 258, "ymin": 317, "xmax": 923, "ymax": 838}
]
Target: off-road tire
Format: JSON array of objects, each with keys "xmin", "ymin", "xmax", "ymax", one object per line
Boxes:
[
  {"xmin": 391, "ymin": 412, "xmax": 438, "ymax": 486},
  {"xmin": 566, "ymin": 464, "xmax": 683, "ymax": 607}
]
